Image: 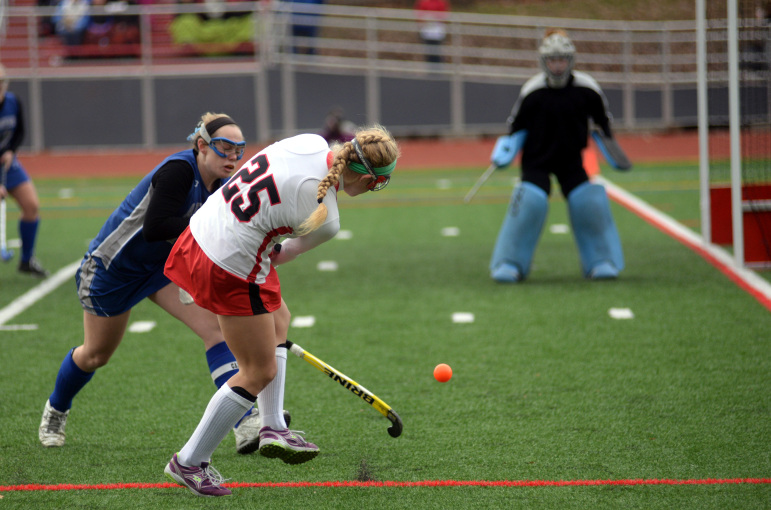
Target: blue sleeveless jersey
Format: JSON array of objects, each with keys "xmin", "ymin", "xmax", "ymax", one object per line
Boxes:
[
  {"xmin": 77, "ymin": 150, "xmax": 222, "ymax": 316},
  {"xmin": 0, "ymin": 92, "xmax": 20, "ymax": 153},
  {"xmin": 0, "ymin": 91, "xmax": 30, "ymax": 189},
  {"xmin": 87, "ymin": 149, "xmax": 218, "ymax": 271}
]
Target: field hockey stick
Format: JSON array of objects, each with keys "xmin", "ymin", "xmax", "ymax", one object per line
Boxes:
[
  {"xmin": 285, "ymin": 340, "xmax": 403, "ymax": 438},
  {"xmin": 463, "ymin": 163, "xmax": 497, "ymax": 203},
  {"xmin": 0, "ymin": 162, "xmax": 13, "ymax": 262}
]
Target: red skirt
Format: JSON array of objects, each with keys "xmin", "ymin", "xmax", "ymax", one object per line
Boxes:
[{"xmin": 164, "ymin": 227, "xmax": 281, "ymax": 316}]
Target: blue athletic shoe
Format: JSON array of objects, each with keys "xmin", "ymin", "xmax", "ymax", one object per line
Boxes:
[
  {"xmin": 491, "ymin": 263, "xmax": 522, "ymax": 283},
  {"xmin": 588, "ymin": 261, "xmax": 619, "ymax": 280}
]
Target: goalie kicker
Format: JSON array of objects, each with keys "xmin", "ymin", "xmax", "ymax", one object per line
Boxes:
[{"xmin": 568, "ymin": 181, "xmax": 624, "ymax": 279}]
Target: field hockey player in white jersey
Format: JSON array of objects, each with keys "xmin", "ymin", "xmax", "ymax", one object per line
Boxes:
[{"xmin": 162, "ymin": 125, "xmax": 400, "ymax": 497}]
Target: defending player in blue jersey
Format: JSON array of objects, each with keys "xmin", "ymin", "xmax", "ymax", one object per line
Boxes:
[
  {"xmin": 489, "ymin": 28, "xmax": 627, "ymax": 282},
  {"xmin": 38, "ymin": 112, "xmax": 284, "ymax": 454},
  {"xmin": 0, "ymin": 64, "xmax": 48, "ymax": 277}
]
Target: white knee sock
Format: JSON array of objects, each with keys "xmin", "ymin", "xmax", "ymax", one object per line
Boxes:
[
  {"xmin": 257, "ymin": 345, "xmax": 287, "ymax": 429},
  {"xmin": 178, "ymin": 384, "xmax": 253, "ymax": 467}
]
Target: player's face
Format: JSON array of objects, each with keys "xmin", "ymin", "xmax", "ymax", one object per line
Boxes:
[
  {"xmin": 545, "ymin": 56, "xmax": 569, "ymax": 77},
  {"xmin": 205, "ymin": 125, "xmax": 244, "ymax": 178},
  {"xmin": 342, "ymin": 171, "xmax": 377, "ymax": 197}
]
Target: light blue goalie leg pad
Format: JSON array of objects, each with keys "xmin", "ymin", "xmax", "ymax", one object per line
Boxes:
[
  {"xmin": 490, "ymin": 182, "xmax": 549, "ymax": 282},
  {"xmin": 567, "ymin": 181, "xmax": 625, "ymax": 279}
]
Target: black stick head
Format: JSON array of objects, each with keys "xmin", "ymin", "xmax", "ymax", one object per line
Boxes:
[{"xmin": 387, "ymin": 409, "xmax": 403, "ymax": 438}]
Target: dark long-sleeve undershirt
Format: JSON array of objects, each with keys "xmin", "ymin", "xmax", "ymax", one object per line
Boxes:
[{"xmin": 142, "ymin": 160, "xmax": 199, "ymax": 243}]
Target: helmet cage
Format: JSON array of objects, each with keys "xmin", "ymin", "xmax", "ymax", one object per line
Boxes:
[{"xmin": 538, "ymin": 33, "xmax": 575, "ymax": 88}]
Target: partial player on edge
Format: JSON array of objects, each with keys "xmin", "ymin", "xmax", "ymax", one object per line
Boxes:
[{"xmin": 0, "ymin": 63, "xmax": 49, "ymax": 277}]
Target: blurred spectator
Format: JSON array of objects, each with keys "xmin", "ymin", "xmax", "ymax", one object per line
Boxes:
[
  {"xmin": 170, "ymin": 0, "xmax": 255, "ymax": 55},
  {"xmin": 287, "ymin": 0, "xmax": 324, "ymax": 55},
  {"xmin": 414, "ymin": 0, "xmax": 449, "ymax": 63},
  {"xmin": 320, "ymin": 107, "xmax": 356, "ymax": 145},
  {"xmin": 84, "ymin": 0, "xmax": 140, "ymax": 48},
  {"xmin": 758, "ymin": 2, "xmax": 771, "ymax": 23},
  {"xmin": 744, "ymin": 2, "xmax": 770, "ymax": 70},
  {"xmin": 51, "ymin": 0, "xmax": 140, "ymax": 53},
  {"xmin": 52, "ymin": 0, "xmax": 91, "ymax": 46},
  {"xmin": 38, "ymin": 0, "xmax": 59, "ymax": 37}
]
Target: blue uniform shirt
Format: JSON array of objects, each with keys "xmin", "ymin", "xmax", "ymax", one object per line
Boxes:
[
  {"xmin": 0, "ymin": 91, "xmax": 30, "ymax": 189},
  {"xmin": 0, "ymin": 91, "xmax": 20, "ymax": 153},
  {"xmin": 77, "ymin": 149, "xmax": 223, "ymax": 316}
]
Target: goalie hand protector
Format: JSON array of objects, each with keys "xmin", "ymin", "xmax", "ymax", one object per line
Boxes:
[
  {"xmin": 490, "ymin": 130, "xmax": 528, "ymax": 168},
  {"xmin": 591, "ymin": 128, "xmax": 632, "ymax": 171}
]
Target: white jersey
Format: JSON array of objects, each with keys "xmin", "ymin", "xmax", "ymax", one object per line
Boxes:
[{"xmin": 190, "ymin": 134, "xmax": 340, "ymax": 283}]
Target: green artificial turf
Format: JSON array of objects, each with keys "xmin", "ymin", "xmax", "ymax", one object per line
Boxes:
[{"xmin": 0, "ymin": 164, "xmax": 768, "ymax": 509}]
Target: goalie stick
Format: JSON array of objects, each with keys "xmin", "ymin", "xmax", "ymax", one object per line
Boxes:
[
  {"xmin": 1, "ymin": 162, "xmax": 13, "ymax": 262},
  {"xmin": 463, "ymin": 164, "xmax": 497, "ymax": 203},
  {"xmin": 465, "ymin": 130, "xmax": 528, "ymax": 203}
]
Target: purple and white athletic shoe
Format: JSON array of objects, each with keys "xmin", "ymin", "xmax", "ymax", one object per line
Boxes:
[
  {"xmin": 164, "ymin": 453, "xmax": 231, "ymax": 497},
  {"xmin": 258, "ymin": 427, "xmax": 319, "ymax": 464}
]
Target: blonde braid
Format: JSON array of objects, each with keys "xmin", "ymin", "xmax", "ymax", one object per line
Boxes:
[
  {"xmin": 317, "ymin": 142, "xmax": 354, "ymax": 203},
  {"xmin": 295, "ymin": 143, "xmax": 352, "ymax": 235}
]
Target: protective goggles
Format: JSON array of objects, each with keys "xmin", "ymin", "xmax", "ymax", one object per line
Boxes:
[
  {"xmin": 188, "ymin": 122, "xmax": 246, "ymax": 160},
  {"xmin": 349, "ymin": 138, "xmax": 395, "ymax": 191},
  {"xmin": 208, "ymin": 137, "xmax": 246, "ymax": 160}
]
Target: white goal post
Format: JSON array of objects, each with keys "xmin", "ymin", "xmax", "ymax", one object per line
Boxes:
[{"xmin": 698, "ymin": 0, "xmax": 759, "ymax": 268}]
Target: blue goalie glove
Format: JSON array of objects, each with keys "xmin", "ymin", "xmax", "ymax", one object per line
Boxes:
[
  {"xmin": 490, "ymin": 130, "xmax": 528, "ymax": 168},
  {"xmin": 591, "ymin": 128, "xmax": 632, "ymax": 171}
]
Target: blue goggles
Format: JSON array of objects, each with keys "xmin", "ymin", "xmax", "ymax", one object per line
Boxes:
[{"xmin": 208, "ymin": 137, "xmax": 246, "ymax": 160}]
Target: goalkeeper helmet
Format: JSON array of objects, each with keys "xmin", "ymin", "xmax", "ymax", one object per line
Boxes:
[{"xmin": 539, "ymin": 29, "xmax": 575, "ymax": 88}]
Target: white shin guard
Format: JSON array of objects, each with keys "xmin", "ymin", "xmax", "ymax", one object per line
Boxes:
[
  {"xmin": 178, "ymin": 384, "xmax": 253, "ymax": 467},
  {"xmin": 257, "ymin": 345, "xmax": 288, "ymax": 430}
]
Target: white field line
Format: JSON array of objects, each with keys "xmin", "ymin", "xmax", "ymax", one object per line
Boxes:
[
  {"xmin": 0, "ymin": 324, "xmax": 39, "ymax": 331},
  {"xmin": 597, "ymin": 175, "xmax": 771, "ymax": 311},
  {"xmin": 0, "ymin": 260, "xmax": 81, "ymax": 327}
]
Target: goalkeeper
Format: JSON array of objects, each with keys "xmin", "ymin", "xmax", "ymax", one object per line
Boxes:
[{"xmin": 488, "ymin": 28, "xmax": 628, "ymax": 282}]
